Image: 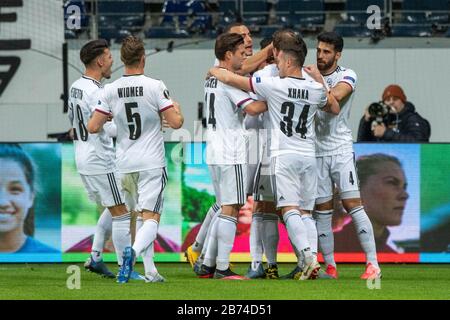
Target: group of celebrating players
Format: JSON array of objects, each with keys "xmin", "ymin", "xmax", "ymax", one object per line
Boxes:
[{"xmin": 68, "ymin": 21, "xmax": 381, "ymax": 283}]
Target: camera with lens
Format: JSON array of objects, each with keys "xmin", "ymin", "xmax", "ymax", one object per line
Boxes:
[{"xmin": 368, "ymin": 101, "xmax": 396, "ymax": 126}]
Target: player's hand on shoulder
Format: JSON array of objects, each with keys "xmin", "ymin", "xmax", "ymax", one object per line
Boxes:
[{"xmin": 304, "ymin": 64, "xmax": 322, "ymax": 82}]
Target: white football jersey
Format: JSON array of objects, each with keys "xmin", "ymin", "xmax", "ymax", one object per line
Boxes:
[
  {"xmin": 250, "ymin": 75, "xmax": 327, "ymax": 157},
  {"xmin": 315, "ymin": 66, "xmax": 357, "ymax": 156},
  {"xmin": 204, "ymin": 75, "xmax": 254, "ymax": 165},
  {"xmin": 95, "ymin": 74, "xmax": 173, "ymax": 173},
  {"xmin": 68, "ymin": 76, "xmax": 115, "ymax": 175}
]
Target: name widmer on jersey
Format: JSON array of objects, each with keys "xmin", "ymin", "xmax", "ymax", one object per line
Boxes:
[
  {"xmin": 118, "ymin": 86, "xmax": 144, "ymax": 98},
  {"xmin": 288, "ymin": 87, "xmax": 309, "ymax": 100}
]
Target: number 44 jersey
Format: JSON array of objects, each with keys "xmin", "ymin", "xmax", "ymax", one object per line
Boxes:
[
  {"xmin": 249, "ymin": 76, "xmax": 328, "ymax": 158},
  {"xmin": 95, "ymin": 74, "xmax": 174, "ymax": 173},
  {"xmin": 68, "ymin": 76, "xmax": 116, "ymax": 175}
]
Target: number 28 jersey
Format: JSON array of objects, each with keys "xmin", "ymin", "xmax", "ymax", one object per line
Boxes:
[
  {"xmin": 249, "ymin": 76, "xmax": 328, "ymax": 157},
  {"xmin": 68, "ymin": 76, "xmax": 115, "ymax": 175},
  {"xmin": 95, "ymin": 74, "xmax": 173, "ymax": 173}
]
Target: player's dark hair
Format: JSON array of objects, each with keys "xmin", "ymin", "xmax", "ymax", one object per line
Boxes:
[
  {"xmin": 356, "ymin": 153, "xmax": 402, "ymax": 187},
  {"xmin": 223, "ymin": 22, "xmax": 245, "ymax": 34},
  {"xmin": 79, "ymin": 39, "xmax": 109, "ymax": 66},
  {"xmin": 215, "ymin": 33, "xmax": 245, "ymax": 61},
  {"xmin": 0, "ymin": 144, "xmax": 36, "ymax": 236},
  {"xmin": 317, "ymin": 31, "xmax": 344, "ymax": 52},
  {"xmin": 121, "ymin": 36, "xmax": 145, "ymax": 67}
]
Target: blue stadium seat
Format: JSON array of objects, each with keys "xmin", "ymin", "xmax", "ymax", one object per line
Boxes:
[
  {"xmin": 276, "ymin": 0, "xmax": 324, "ymax": 28},
  {"xmin": 333, "ymin": 24, "xmax": 372, "ymax": 37},
  {"xmin": 391, "ymin": 25, "xmax": 432, "ymax": 37},
  {"xmin": 401, "ymin": 0, "xmax": 449, "ymax": 24},
  {"xmin": 218, "ymin": 0, "xmax": 237, "ymax": 17},
  {"xmin": 99, "ymin": 26, "xmax": 132, "ymax": 43},
  {"xmin": 258, "ymin": 25, "xmax": 282, "ymax": 39},
  {"xmin": 161, "ymin": 1, "xmax": 211, "ymax": 34},
  {"xmin": 145, "ymin": 26, "xmax": 190, "ymax": 38},
  {"xmin": 98, "ymin": 0, "xmax": 145, "ymax": 31},
  {"xmin": 242, "ymin": 1, "xmax": 268, "ymax": 25},
  {"xmin": 446, "ymin": 27, "xmax": 450, "ymax": 37}
]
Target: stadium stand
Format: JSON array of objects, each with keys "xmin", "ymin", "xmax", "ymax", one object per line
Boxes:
[{"xmin": 62, "ymin": 0, "xmax": 450, "ymax": 40}]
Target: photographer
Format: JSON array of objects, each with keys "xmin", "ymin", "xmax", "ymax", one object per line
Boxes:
[{"xmin": 357, "ymin": 84, "xmax": 430, "ymax": 142}]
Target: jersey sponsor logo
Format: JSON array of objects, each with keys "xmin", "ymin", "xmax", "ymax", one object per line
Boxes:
[{"xmin": 343, "ymin": 76, "xmax": 355, "ymax": 83}]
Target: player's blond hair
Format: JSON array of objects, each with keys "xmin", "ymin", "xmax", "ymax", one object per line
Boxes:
[{"xmin": 121, "ymin": 36, "xmax": 145, "ymax": 67}]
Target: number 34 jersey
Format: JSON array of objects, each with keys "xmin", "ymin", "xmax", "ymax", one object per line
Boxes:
[
  {"xmin": 96, "ymin": 74, "xmax": 174, "ymax": 173},
  {"xmin": 68, "ymin": 76, "xmax": 116, "ymax": 175},
  {"xmin": 249, "ymin": 76, "xmax": 328, "ymax": 158}
]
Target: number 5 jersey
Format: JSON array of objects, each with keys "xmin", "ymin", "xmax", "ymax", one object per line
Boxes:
[{"xmin": 95, "ymin": 74, "xmax": 174, "ymax": 173}]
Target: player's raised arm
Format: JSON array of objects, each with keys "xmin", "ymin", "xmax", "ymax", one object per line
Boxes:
[
  {"xmin": 238, "ymin": 43, "xmax": 274, "ymax": 75},
  {"xmin": 243, "ymin": 100, "xmax": 267, "ymax": 116},
  {"xmin": 161, "ymin": 101, "xmax": 184, "ymax": 129},
  {"xmin": 87, "ymin": 110, "xmax": 109, "ymax": 133},
  {"xmin": 304, "ymin": 64, "xmax": 340, "ymax": 115},
  {"xmin": 209, "ymin": 67, "xmax": 252, "ymax": 92}
]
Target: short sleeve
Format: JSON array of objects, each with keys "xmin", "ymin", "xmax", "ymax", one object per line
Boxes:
[
  {"xmin": 224, "ymin": 85, "xmax": 254, "ymax": 110},
  {"xmin": 93, "ymin": 87, "xmax": 112, "ymax": 115},
  {"xmin": 249, "ymin": 76, "xmax": 276, "ymax": 99},
  {"xmin": 338, "ymin": 69, "xmax": 357, "ymax": 91},
  {"xmin": 155, "ymin": 80, "xmax": 174, "ymax": 112}
]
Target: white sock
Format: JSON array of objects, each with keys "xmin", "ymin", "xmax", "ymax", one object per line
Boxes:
[
  {"xmin": 216, "ymin": 215, "xmax": 237, "ymax": 271},
  {"xmin": 250, "ymin": 212, "xmax": 264, "ymax": 268},
  {"xmin": 193, "ymin": 203, "xmax": 221, "ymax": 253},
  {"xmin": 132, "ymin": 219, "xmax": 158, "ymax": 257},
  {"xmin": 262, "ymin": 213, "xmax": 279, "ymax": 265},
  {"xmin": 203, "ymin": 216, "xmax": 219, "ymax": 267},
  {"xmin": 283, "ymin": 210, "xmax": 312, "ymax": 260},
  {"xmin": 314, "ymin": 210, "xmax": 335, "ymax": 267},
  {"xmin": 111, "ymin": 212, "xmax": 132, "ymax": 266},
  {"xmin": 142, "ymin": 243, "xmax": 157, "ymax": 275},
  {"xmin": 350, "ymin": 206, "xmax": 379, "ymax": 268},
  {"xmin": 302, "ymin": 213, "xmax": 318, "ymax": 256},
  {"xmin": 91, "ymin": 208, "xmax": 112, "ymax": 262}
]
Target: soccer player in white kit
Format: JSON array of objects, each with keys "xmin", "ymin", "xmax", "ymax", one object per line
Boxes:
[
  {"xmin": 313, "ymin": 32, "xmax": 381, "ymax": 280},
  {"xmin": 68, "ymin": 39, "xmax": 131, "ymax": 279},
  {"xmin": 209, "ymin": 35, "xmax": 340, "ymax": 280},
  {"xmin": 196, "ymin": 33, "xmax": 267, "ymax": 280},
  {"xmin": 87, "ymin": 36, "xmax": 184, "ymax": 283},
  {"xmin": 186, "ymin": 22, "xmax": 275, "ymax": 272}
]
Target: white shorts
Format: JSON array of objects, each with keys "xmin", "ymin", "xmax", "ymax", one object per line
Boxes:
[
  {"xmin": 80, "ymin": 172, "xmax": 124, "ymax": 208},
  {"xmin": 121, "ymin": 167, "xmax": 167, "ymax": 214},
  {"xmin": 253, "ymin": 161, "xmax": 274, "ymax": 202},
  {"xmin": 246, "ymin": 163, "xmax": 259, "ymax": 195},
  {"xmin": 316, "ymin": 152, "xmax": 360, "ymax": 203},
  {"xmin": 209, "ymin": 164, "xmax": 247, "ymax": 206},
  {"xmin": 270, "ymin": 153, "xmax": 317, "ymax": 210}
]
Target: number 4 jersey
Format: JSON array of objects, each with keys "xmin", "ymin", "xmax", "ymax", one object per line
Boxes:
[
  {"xmin": 95, "ymin": 74, "xmax": 173, "ymax": 173},
  {"xmin": 249, "ymin": 76, "xmax": 328, "ymax": 158},
  {"xmin": 68, "ymin": 76, "xmax": 116, "ymax": 175}
]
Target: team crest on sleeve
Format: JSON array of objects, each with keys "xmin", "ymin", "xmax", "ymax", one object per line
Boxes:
[
  {"xmin": 256, "ymin": 77, "xmax": 261, "ymax": 83},
  {"xmin": 163, "ymin": 89, "xmax": 170, "ymax": 99}
]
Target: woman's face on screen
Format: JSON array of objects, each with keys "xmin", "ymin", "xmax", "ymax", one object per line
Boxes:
[{"xmin": 0, "ymin": 159, "xmax": 34, "ymax": 234}]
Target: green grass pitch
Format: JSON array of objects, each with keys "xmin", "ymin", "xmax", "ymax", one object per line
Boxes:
[{"xmin": 0, "ymin": 263, "xmax": 448, "ymax": 300}]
